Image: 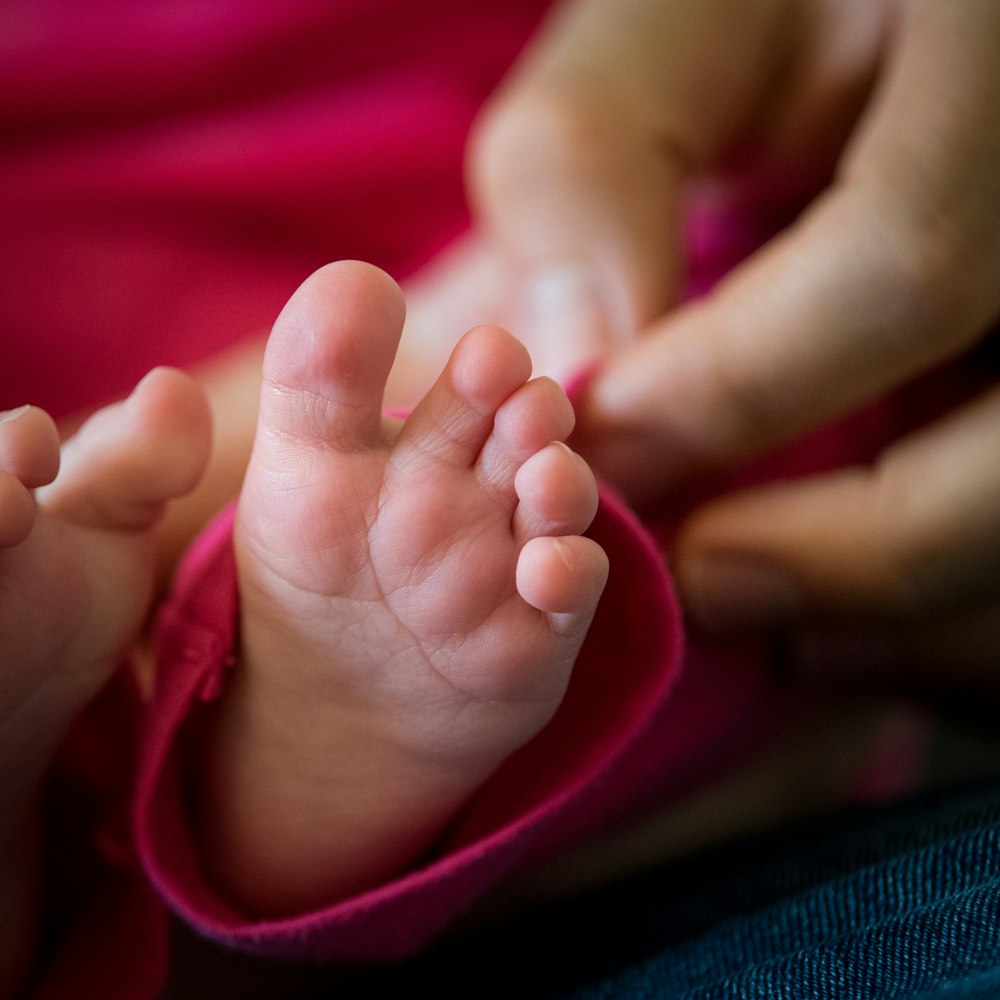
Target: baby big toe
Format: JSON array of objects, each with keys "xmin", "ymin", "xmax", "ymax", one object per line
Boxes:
[
  {"xmin": 256, "ymin": 262, "xmax": 405, "ymax": 456},
  {"xmin": 43, "ymin": 367, "xmax": 210, "ymax": 532}
]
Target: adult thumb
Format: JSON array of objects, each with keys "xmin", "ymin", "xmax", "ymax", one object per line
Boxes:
[{"xmin": 466, "ymin": 0, "xmax": 788, "ymax": 378}]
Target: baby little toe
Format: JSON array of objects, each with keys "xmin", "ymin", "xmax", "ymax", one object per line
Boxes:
[{"xmin": 516, "ymin": 534, "xmax": 609, "ymax": 622}]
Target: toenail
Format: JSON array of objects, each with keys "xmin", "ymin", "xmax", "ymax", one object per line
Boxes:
[
  {"xmin": 549, "ymin": 440, "xmax": 586, "ymax": 466},
  {"xmin": 554, "ymin": 537, "xmax": 577, "ymax": 571},
  {"xmin": 0, "ymin": 405, "xmax": 30, "ymax": 424}
]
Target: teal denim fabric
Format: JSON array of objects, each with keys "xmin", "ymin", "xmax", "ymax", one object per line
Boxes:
[
  {"xmin": 572, "ymin": 780, "xmax": 1000, "ymax": 1000},
  {"xmin": 350, "ymin": 779, "xmax": 1000, "ymax": 999}
]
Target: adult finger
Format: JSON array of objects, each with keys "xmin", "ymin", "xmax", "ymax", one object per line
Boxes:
[
  {"xmin": 791, "ymin": 602, "xmax": 1000, "ymax": 721},
  {"xmin": 673, "ymin": 380, "xmax": 1000, "ymax": 630},
  {"xmin": 467, "ymin": 0, "xmax": 795, "ymax": 377},
  {"xmin": 578, "ymin": 0, "xmax": 1000, "ymax": 504}
]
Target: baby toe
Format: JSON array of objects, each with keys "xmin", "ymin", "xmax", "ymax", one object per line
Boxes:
[
  {"xmin": 476, "ymin": 376, "xmax": 576, "ymax": 496},
  {"xmin": 0, "ymin": 406, "xmax": 60, "ymax": 489},
  {"xmin": 258, "ymin": 262, "xmax": 405, "ymax": 455},
  {"xmin": 0, "ymin": 469, "xmax": 37, "ymax": 548},
  {"xmin": 397, "ymin": 325, "xmax": 532, "ymax": 470},
  {"xmin": 43, "ymin": 368, "xmax": 211, "ymax": 532},
  {"xmin": 514, "ymin": 442, "xmax": 598, "ymax": 542},
  {"xmin": 516, "ymin": 534, "xmax": 609, "ymax": 621}
]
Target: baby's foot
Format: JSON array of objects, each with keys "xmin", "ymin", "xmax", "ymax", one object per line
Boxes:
[
  {"xmin": 0, "ymin": 369, "xmax": 211, "ymax": 795},
  {"xmin": 200, "ymin": 262, "xmax": 608, "ymax": 914},
  {"xmin": 0, "ymin": 369, "xmax": 210, "ymax": 992}
]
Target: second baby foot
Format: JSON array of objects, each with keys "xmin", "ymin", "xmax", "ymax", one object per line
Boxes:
[
  {"xmin": 0, "ymin": 371, "xmax": 210, "ymax": 995},
  {"xmin": 200, "ymin": 262, "xmax": 609, "ymax": 914},
  {"xmin": 0, "ymin": 369, "xmax": 211, "ymax": 795}
]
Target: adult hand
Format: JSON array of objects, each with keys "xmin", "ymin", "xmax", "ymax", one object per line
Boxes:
[{"xmin": 468, "ymin": 0, "xmax": 1000, "ymax": 694}]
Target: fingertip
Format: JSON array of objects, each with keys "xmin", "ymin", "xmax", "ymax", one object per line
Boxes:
[
  {"xmin": 677, "ymin": 552, "xmax": 804, "ymax": 633},
  {"xmin": 522, "ymin": 264, "xmax": 636, "ymax": 381},
  {"xmin": 469, "ymin": 81, "xmax": 683, "ymax": 337}
]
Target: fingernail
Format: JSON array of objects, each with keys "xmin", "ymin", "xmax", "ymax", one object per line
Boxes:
[
  {"xmin": 681, "ymin": 555, "xmax": 802, "ymax": 632},
  {"xmin": 0, "ymin": 405, "xmax": 30, "ymax": 424},
  {"xmin": 524, "ymin": 265, "xmax": 631, "ymax": 381}
]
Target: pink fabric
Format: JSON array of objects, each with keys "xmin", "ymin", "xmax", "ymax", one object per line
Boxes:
[{"xmin": 0, "ymin": 0, "xmax": 547, "ymax": 418}]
